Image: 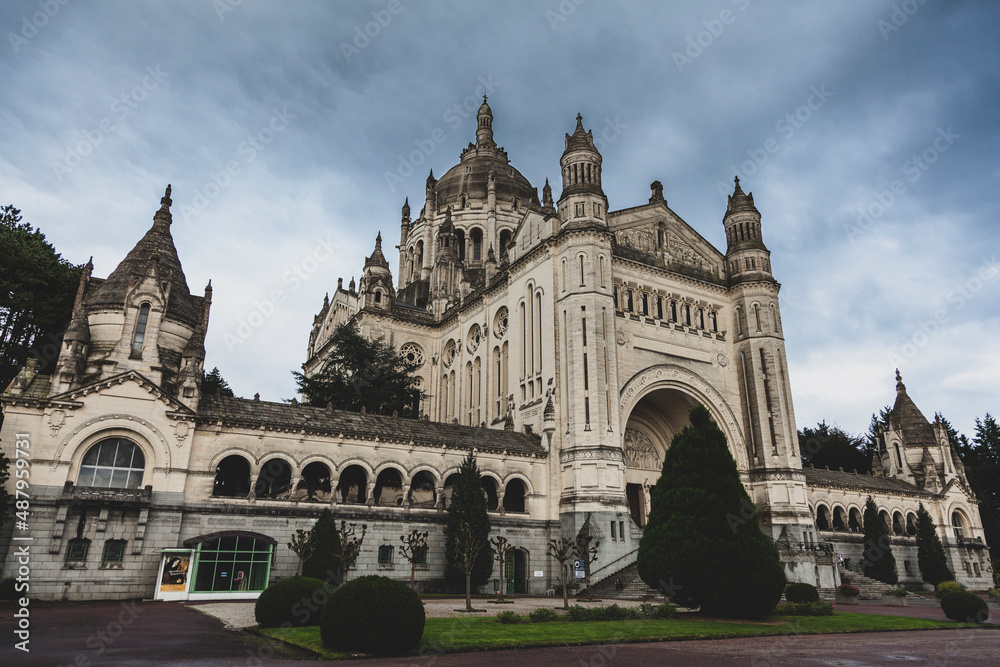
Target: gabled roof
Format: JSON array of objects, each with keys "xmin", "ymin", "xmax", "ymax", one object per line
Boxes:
[{"xmin": 197, "ymin": 395, "xmax": 546, "ymax": 456}]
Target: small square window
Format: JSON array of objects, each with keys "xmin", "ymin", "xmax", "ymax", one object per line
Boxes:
[
  {"xmin": 378, "ymin": 545, "xmax": 393, "ymax": 566},
  {"xmin": 103, "ymin": 539, "xmax": 127, "ymax": 563},
  {"xmin": 66, "ymin": 538, "xmax": 90, "ymax": 563}
]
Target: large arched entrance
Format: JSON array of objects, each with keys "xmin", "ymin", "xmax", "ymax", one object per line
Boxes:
[
  {"xmin": 622, "ymin": 387, "xmax": 699, "ymax": 527},
  {"xmin": 618, "ymin": 365, "xmax": 748, "ymax": 529}
]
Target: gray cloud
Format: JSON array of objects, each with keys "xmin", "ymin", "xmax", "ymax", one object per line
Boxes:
[{"xmin": 2, "ymin": 0, "xmax": 997, "ymax": 437}]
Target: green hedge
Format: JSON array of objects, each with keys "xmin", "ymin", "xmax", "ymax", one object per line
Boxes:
[
  {"xmin": 772, "ymin": 601, "xmax": 834, "ymax": 616},
  {"xmin": 255, "ymin": 576, "xmax": 334, "ymax": 628},
  {"xmin": 784, "ymin": 583, "xmax": 819, "ymax": 603}
]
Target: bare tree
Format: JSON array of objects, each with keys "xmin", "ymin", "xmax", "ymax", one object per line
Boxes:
[
  {"xmin": 338, "ymin": 521, "xmax": 367, "ymax": 582},
  {"xmin": 574, "ymin": 520, "xmax": 600, "ymax": 599},
  {"xmin": 450, "ymin": 518, "xmax": 487, "ymax": 611},
  {"xmin": 491, "ymin": 535, "xmax": 512, "ymax": 601},
  {"xmin": 287, "ymin": 528, "xmax": 314, "ymax": 576},
  {"xmin": 547, "ymin": 536, "xmax": 574, "ymax": 609},
  {"xmin": 398, "ymin": 529, "xmax": 429, "ymax": 589}
]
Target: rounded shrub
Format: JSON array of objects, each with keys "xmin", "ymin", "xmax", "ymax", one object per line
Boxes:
[
  {"xmin": 255, "ymin": 576, "xmax": 334, "ymax": 628},
  {"xmin": 940, "ymin": 590, "xmax": 989, "ymax": 623},
  {"xmin": 934, "ymin": 580, "xmax": 964, "ymax": 599},
  {"xmin": 495, "ymin": 610, "xmax": 523, "ymax": 624},
  {"xmin": 785, "ymin": 582, "xmax": 820, "ymax": 603},
  {"xmin": 320, "ymin": 575, "xmax": 425, "ymax": 653},
  {"xmin": 528, "ymin": 608, "xmax": 558, "ymax": 623}
]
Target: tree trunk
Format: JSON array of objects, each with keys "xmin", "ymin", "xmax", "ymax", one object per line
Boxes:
[
  {"xmin": 410, "ymin": 562, "xmax": 416, "ymax": 589},
  {"xmin": 465, "ymin": 572, "xmax": 472, "ymax": 611},
  {"xmin": 560, "ymin": 563, "xmax": 569, "ymax": 610},
  {"xmin": 584, "ymin": 561, "xmax": 592, "ymax": 598}
]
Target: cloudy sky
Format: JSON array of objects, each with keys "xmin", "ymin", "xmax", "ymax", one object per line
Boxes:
[{"xmin": 2, "ymin": 0, "xmax": 997, "ymax": 439}]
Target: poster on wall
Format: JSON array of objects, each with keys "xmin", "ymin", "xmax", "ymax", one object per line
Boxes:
[{"xmin": 159, "ymin": 553, "xmax": 191, "ymax": 593}]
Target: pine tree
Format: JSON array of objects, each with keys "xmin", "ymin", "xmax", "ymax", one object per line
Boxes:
[
  {"xmin": 860, "ymin": 496, "xmax": 898, "ymax": 584},
  {"xmin": 444, "ymin": 453, "xmax": 492, "ymax": 609},
  {"xmin": 915, "ymin": 503, "xmax": 954, "ymax": 586},
  {"xmin": 637, "ymin": 405, "xmax": 785, "ymax": 618},
  {"xmin": 955, "ymin": 414, "xmax": 1000, "ymax": 551},
  {"xmin": 201, "ymin": 366, "xmax": 235, "ymax": 397},
  {"xmin": 302, "ymin": 509, "xmax": 343, "ymax": 584},
  {"xmin": 292, "ymin": 323, "xmax": 423, "ymax": 417}
]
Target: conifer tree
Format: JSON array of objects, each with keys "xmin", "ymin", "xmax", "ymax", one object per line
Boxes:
[
  {"xmin": 637, "ymin": 405, "xmax": 785, "ymax": 618},
  {"xmin": 860, "ymin": 496, "xmax": 898, "ymax": 584},
  {"xmin": 444, "ymin": 453, "xmax": 492, "ymax": 609},
  {"xmin": 915, "ymin": 503, "xmax": 954, "ymax": 586},
  {"xmin": 302, "ymin": 509, "xmax": 343, "ymax": 584}
]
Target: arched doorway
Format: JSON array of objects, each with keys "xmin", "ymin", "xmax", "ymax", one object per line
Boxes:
[
  {"xmin": 504, "ymin": 548, "xmax": 527, "ymax": 594},
  {"xmin": 618, "ymin": 367, "xmax": 748, "ymax": 529},
  {"xmin": 621, "ymin": 387, "xmax": 699, "ymax": 527}
]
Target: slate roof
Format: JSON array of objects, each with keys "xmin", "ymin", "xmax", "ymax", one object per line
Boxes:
[
  {"xmin": 889, "ymin": 373, "xmax": 936, "ymax": 448},
  {"xmin": 802, "ymin": 466, "xmax": 932, "ymax": 496},
  {"xmin": 88, "ymin": 189, "xmax": 200, "ymax": 327},
  {"xmin": 197, "ymin": 394, "xmax": 545, "ymax": 456}
]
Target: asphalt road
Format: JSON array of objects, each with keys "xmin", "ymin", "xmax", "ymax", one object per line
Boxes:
[{"xmin": 2, "ymin": 599, "xmax": 999, "ymax": 666}]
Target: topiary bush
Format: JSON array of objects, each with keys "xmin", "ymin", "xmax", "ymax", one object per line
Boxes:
[
  {"xmin": 528, "ymin": 608, "xmax": 558, "ymax": 622},
  {"xmin": 785, "ymin": 582, "xmax": 820, "ymax": 603},
  {"xmin": 495, "ymin": 610, "xmax": 523, "ymax": 624},
  {"xmin": 935, "ymin": 580, "xmax": 964, "ymax": 599},
  {"xmin": 320, "ymin": 575, "xmax": 425, "ymax": 653},
  {"xmin": 940, "ymin": 590, "xmax": 989, "ymax": 623},
  {"xmin": 637, "ymin": 602, "xmax": 676, "ymax": 619},
  {"xmin": 255, "ymin": 576, "xmax": 334, "ymax": 628}
]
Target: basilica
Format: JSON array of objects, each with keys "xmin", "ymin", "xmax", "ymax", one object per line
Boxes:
[{"xmin": 0, "ymin": 100, "xmax": 990, "ymax": 600}]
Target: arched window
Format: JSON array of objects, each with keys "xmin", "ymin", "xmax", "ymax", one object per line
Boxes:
[
  {"xmin": 892, "ymin": 512, "xmax": 905, "ymax": 536},
  {"xmin": 337, "ymin": 465, "xmax": 368, "ymax": 504},
  {"xmin": 481, "ymin": 476, "xmax": 499, "ymax": 511},
  {"xmin": 455, "ymin": 228, "xmax": 466, "ymax": 261},
  {"xmin": 78, "ymin": 438, "xmax": 145, "ymax": 489},
  {"xmin": 131, "ymin": 303, "xmax": 151, "ymax": 355},
  {"xmin": 816, "ymin": 505, "xmax": 830, "ymax": 531},
  {"xmin": 255, "ymin": 458, "xmax": 292, "ymax": 499},
  {"xmin": 849, "ymin": 508, "xmax": 862, "ymax": 533},
  {"xmin": 214, "ymin": 455, "xmax": 251, "ymax": 497},
  {"xmin": 952, "ymin": 512, "xmax": 966, "ymax": 539},
  {"xmin": 753, "ymin": 303, "xmax": 762, "ymax": 331},
  {"xmin": 579, "ymin": 255, "xmax": 585, "ymax": 286},
  {"xmin": 503, "ymin": 479, "xmax": 527, "ymax": 513},
  {"xmin": 408, "ymin": 471, "xmax": 437, "ymax": 508},
  {"xmin": 471, "ymin": 228, "xmax": 483, "ymax": 261},
  {"xmin": 374, "ymin": 468, "xmax": 404, "ymax": 506},
  {"xmin": 833, "ymin": 507, "xmax": 846, "ymax": 531},
  {"xmin": 300, "ymin": 461, "xmax": 332, "ymax": 501}
]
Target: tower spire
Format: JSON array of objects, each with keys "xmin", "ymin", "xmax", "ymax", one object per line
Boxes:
[{"xmin": 476, "ymin": 96, "xmax": 495, "ymax": 149}]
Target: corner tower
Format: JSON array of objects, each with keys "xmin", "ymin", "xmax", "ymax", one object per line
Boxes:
[{"xmin": 558, "ymin": 114, "xmax": 608, "ymax": 228}]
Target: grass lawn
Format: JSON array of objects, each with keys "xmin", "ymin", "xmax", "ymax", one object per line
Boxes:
[{"xmin": 258, "ymin": 612, "xmax": 991, "ymax": 660}]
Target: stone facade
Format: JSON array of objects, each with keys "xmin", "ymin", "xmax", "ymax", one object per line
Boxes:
[{"xmin": 0, "ymin": 101, "xmax": 991, "ymax": 601}]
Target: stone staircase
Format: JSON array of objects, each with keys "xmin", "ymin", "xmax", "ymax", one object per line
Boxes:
[
  {"xmin": 835, "ymin": 570, "xmax": 894, "ymax": 599},
  {"xmin": 587, "ymin": 563, "xmax": 661, "ymax": 599}
]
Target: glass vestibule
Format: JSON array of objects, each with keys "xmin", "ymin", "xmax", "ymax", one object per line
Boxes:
[{"xmin": 192, "ymin": 535, "xmax": 273, "ymax": 593}]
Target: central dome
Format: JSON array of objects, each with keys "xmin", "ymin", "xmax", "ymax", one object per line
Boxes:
[
  {"xmin": 433, "ymin": 98, "xmax": 536, "ymax": 209},
  {"xmin": 434, "ymin": 152, "xmax": 536, "ymax": 209}
]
